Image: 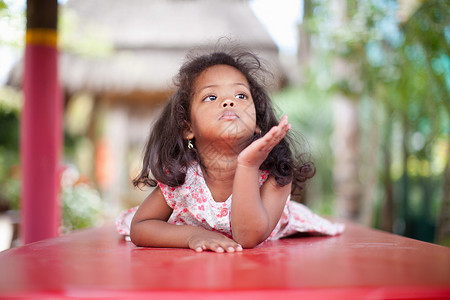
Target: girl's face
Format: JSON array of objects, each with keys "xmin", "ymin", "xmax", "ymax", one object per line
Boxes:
[{"xmin": 186, "ymin": 64, "xmax": 257, "ymax": 150}]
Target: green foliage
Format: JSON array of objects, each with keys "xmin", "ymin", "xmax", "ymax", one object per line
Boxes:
[
  {"xmin": 0, "ymin": 148, "xmax": 20, "ymax": 210},
  {"xmin": 0, "ymin": 0, "xmax": 25, "ymax": 49},
  {"xmin": 60, "ymin": 165, "xmax": 104, "ymax": 232},
  {"xmin": 0, "ymin": 0, "xmax": 7, "ymax": 11},
  {"xmin": 0, "ymin": 87, "xmax": 21, "ymax": 211},
  {"xmin": 0, "ymin": 109, "xmax": 19, "ymax": 150},
  {"xmin": 279, "ymin": 0, "xmax": 449, "ymax": 242}
]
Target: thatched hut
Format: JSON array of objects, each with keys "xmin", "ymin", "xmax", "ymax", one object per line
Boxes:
[
  {"xmin": 8, "ymin": 0, "xmax": 286, "ymax": 213},
  {"xmin": 9, "ymin": 0, "xmax": 285, "ymax": 102}
]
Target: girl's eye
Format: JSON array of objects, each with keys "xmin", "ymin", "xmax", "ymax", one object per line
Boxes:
[
  {"xmin": 203, "ymin": 95, "xmax": 217, "ymax": 102},
  {"xmin": 236, "ymin": 93, "xmax": 248, "ymax": 100}
]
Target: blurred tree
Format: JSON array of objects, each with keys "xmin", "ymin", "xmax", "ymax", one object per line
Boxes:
[
  {"xmin": 401, "ymin": 0, "xmax": 450, "ymax": 244},
  {"xmin": 293, "ymin": 0, "xmax": 449, "ymax": 244},
  {"xmin": 436, "ymin": 145, "xmax": 449, "ymax": 245},
  {"xmin": 374, "ymin": 0, "xmax": 449, "ymax": 242},
  {"xmin": 329, "ymin": 0, "xmax": 363, "ymax": 222},
  {"xmin": 297, "ymin": 0, "xmax": 312, "ymax": 81}
]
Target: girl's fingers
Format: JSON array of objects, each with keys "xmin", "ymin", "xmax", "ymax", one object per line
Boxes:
[
  {"xmin": 194, "ymin": 241, "xmax": 243, "ymax": 253},
  {"xmin": 234, "ymin": 244, "xmax": 243, "ymax": 252},
  {"xmin": 208, "ymin": 242, "xmax": 242, "ymax": 253},
  {"xmin": 260, "ymin": 119, "xmax": 290, "ymax": 151},
  {"xmin": 205, "ymin": 243, "xmax": 225, "ymax": 253},
  {"xmin": 223, "ymin": 244, "xmax": 243, "ymax": 253},
  {"xmin": 213, "ymin": 245, "xmax": 225, "ymax": 253},
  {"xmin": 189, "ymin": 241, "xmax": 204, "ymax": 252}
]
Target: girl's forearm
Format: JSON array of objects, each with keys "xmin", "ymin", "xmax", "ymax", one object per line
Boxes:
[
  {"xmin": 231, "ymin": 164, "xmax": 270, "ymax": 247},
  {"xmin": 130, "ymin": 219, "xmax": 205, "ymax": 248}
]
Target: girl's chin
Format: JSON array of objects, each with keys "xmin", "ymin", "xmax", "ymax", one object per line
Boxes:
[
  {"xmin": 218, "ymin": 128, "xmax": 254, "ymax": 143},
  {"xmin": 197, "ymin": 131, "xmax": 254, "ymax": 149},
  {"xmin": 217, "ymin": 121, "xmax": 255, "ymax": 137}
]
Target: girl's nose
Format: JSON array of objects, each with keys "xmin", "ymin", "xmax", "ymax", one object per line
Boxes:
[{"xmin": 222, "ymin": 99, "xmax": 235, "ymax": 108}]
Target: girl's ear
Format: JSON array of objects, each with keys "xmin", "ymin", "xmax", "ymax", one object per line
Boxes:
[
  {"xmin": 255, "ymin": 125, "xmax": 262, "ymax": 135},
  {"xmin": 183, "ymin": 124, "xmax": 195, "ymax": 140}
]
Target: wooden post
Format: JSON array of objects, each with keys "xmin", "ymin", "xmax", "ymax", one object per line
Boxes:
[{"xmin": 21, "ymin": 0, "xmax": 61, "ymax": 244}]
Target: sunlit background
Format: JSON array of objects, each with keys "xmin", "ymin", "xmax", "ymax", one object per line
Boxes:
[{"xmin": 0, "ymin": 0, "xmax": 448, "ymax": 251}]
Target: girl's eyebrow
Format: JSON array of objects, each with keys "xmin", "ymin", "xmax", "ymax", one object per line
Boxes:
[
  {"xmin": 235, "ymin": 82, "xmax": 250, "ymax": 89},
  {"xmin": 198, "ymin": 82, "xmax": 250, "ymax": 92}
]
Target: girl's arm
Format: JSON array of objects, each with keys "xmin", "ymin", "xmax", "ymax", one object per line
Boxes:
[
  {"xmin": 231, "ymin": 115, "xmax": 292, "ymax": 248},
  {"xmin": 130, "ymin": 187, "xmax": 242, "ymax": 253}
]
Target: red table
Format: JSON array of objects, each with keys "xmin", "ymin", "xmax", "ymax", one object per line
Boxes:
[{"xmin": 1, "ymin": 221, "xmax": 449, "ymax": 299}]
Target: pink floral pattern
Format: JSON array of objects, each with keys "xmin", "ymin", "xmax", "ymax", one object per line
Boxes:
[{"xmin": 116, "ymin": 163, "xmax": 345, "ymax": 241}]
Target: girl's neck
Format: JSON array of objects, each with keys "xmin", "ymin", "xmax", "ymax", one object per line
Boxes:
[
  {"xmin": 199, "ymin": 150, "xmax": 238, "ymax": 183},
  {"xmin": 196, "ymin": 137, "xmax": 245, "ymax": 171},
  {"xmin": 196, "ymin": 142, "xmax": 242, "ymax": 202},
  {"xmin": 201, "ymin": 162, "xmax": 236, "ymax": 203}
]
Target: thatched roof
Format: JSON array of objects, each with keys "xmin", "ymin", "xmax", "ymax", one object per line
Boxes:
[{"xmin": 8, "ymin": 0, "xmax": 285, "ymax": 103}]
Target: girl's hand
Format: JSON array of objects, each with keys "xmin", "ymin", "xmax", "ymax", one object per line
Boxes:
[
  {"xmin": 187, "ymin": 230, "xmax": 243, "ymax": 253},
  {"xmin": 238, "ymin": 115, "xmax": 291, "ymax": 168}
]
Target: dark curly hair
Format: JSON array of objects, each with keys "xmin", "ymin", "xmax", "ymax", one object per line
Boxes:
[{"xmin": 133, "ymin": 45, "xmax": 315, "ymax": 195}]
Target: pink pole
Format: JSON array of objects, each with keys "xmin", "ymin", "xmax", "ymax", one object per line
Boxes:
[{"xmin": 21, "ymin": 31, "xmax": 62, "ymax": 244}]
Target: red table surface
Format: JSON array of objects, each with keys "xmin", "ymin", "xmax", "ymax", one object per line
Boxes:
[{"xmin": 0, "ymin": 221, "xmax": 449, "ymax": 300}]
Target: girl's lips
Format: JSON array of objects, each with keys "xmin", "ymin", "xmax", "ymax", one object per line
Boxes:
[{"xmin": 219, "ymin": 110, "xmax": 239, "ymax": 120}]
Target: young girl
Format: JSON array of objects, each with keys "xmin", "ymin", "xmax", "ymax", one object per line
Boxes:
[{"xmin": 117, "ymin": 46, "xmax": 344, "ymax": 252}]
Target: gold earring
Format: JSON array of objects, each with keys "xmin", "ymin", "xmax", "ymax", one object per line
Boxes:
[{"xmin": 187, "ymin": 139, "xmax": 194, "ymax": 150}]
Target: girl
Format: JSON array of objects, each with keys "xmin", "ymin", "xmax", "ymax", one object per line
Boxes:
[{"xmin": 117, "ymin": 46, "xmax": 344, "ymax": 252}]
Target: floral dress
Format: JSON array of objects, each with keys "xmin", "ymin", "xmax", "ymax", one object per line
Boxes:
[{"xmin": 116, "ymin": 163, "xmax": 345, "ymax": 241}]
